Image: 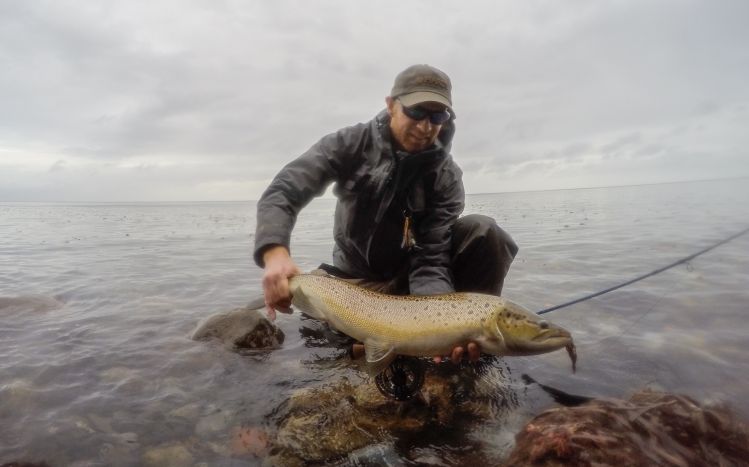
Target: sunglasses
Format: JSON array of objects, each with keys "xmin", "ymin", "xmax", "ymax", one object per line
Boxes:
[{"xmin": 398, "ymin": 100, "xmax": 452, "ymax": 125}]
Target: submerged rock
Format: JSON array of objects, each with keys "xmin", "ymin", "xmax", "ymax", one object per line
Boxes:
[
  {"xmin": 141, "ymin": 443, "xmax": 194, "ymax": 467},
  {"xmin": 0, "ymin": 295, "xmax": 64, "ymax": 313},
  {"xmin": 230, "ymin": 426, "xmax": 271, "ymax": 457},
  {"xmin": 191, "ymin": 306, "xmax": 284, "ymax": 350},
  {"xmin": 195, "ymin": 410, "xmax": 229, "ymax": 436},
  {"xmin": 265, "ymin": 365, "xmax": 504, "ymax": 466},
  {"xmin": 502, "ymin": 389, "xmax": 749, "ymax": 466}
]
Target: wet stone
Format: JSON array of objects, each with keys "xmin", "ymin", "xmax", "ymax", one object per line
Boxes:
[{"xmin": 191, "ymin": 306, "xmax": 284, "ymax": 350}]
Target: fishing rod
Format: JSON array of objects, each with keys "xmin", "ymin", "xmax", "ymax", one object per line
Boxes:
[{"xmin": 537, "ymin": 226, "xmax": 749, "ymax": 315}]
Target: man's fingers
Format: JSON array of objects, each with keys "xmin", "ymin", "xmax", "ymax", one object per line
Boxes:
[
  {"xmin": 451, "ymin": 346, "xmax": 464, "ymax": 363},
  {"xmin": 262, "ymin": 272, "xmax": 292, "ymax": 314},
  {"xmin": 260, "ymin": 251, "xmax": 299, "ymax": 322},
  {"xmin": 264, "ymin": 276, "xmax": 288, "ymax": 300},
  {"xmin": 266, "ymin": 304, "xmax": 277, "ymax": 321},
  {"xmin": 276, "ymin": 306, "xmax": 293, "ymax": 314},
  {"xmin": 467, "ymin": 342, "xmax": 480, "ymax": 362}
]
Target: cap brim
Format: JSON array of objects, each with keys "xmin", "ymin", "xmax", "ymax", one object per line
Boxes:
[{"xmin": 398, "ymin": 91, "xmax": 452, "ymax": 110}]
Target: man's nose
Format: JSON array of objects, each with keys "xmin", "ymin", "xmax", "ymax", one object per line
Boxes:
[{"xmin": 415, "ymin": 118, "xmax": 434, "ymax": 132}]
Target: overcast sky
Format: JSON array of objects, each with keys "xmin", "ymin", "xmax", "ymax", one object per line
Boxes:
[{"xmin": 1, "ymin": 0, "xmax": 747, "ymax": 201}]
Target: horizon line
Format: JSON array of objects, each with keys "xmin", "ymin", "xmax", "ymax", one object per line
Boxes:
[
  {"xmin": 468, "ymin": 175, "xmax": 749, "ymax": 197},
  {"xmin": 1, "ymin": 175, "xmax": 747, "ymax": 204}
]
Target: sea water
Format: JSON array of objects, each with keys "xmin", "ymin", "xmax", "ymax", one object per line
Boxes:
[{"xmin": 1, "ymin": 178, "xmax": 748, "ymax": 465}]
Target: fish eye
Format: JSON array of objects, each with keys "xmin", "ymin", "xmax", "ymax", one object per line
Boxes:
[{"xmin": 539, "ymin": 320, "xmax": 549, "ymax": 329}]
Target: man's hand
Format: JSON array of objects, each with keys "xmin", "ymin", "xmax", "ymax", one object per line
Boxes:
[
  {"xmin": 433, "ymin": 342, "xmax": 481, "ymax": 364},
  {"xmin": 261, "ymin": 245, "xmax": 300, "ymax": 321}
]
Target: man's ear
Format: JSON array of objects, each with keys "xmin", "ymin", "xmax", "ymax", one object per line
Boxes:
[{"xmin": 385, "ymin": 96, "xmax": 395, "ymax": 116}]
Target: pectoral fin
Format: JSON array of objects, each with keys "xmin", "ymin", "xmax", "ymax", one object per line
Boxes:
[
  {"xmin": 363, "ymin": 340, "xmax": 396, "ymax": 376},
  {"xmin": 364, "ymin": 339, "xmax": 394, "ymax": 363}
]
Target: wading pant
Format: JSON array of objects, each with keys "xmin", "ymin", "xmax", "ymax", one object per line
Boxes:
[{"xmin": 319, "ymin": 214, "xmax": 519, "ymax": 296}]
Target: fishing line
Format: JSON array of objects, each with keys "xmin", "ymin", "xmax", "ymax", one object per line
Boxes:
[{"xmin": 537, "ymin": 226, "xmax": 749, "ymax": 315}]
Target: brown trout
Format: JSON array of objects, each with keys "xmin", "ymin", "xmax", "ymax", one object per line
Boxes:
[{"xmin": 289, "ymin": 274, "xmax": 576, "ymax": 373}]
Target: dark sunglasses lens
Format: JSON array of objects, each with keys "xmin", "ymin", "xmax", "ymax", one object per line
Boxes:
[
  {"xmin": 403, "ymin": 106, "xmax": 428, "ymax": 121},
  {"xmin": 429, "ymin": 111, "xmax": 451, "ymax": 125},
  {"xmin": 403, "ymin": 104, "xmax": 450, "ymax": 124}
]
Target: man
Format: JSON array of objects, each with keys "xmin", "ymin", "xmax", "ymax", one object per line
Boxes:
[{"xmin": 254, "ymin": 64, "xmax": 518, "ymax": 362}]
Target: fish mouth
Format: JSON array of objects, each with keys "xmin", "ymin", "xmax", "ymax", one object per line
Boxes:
[
  {"xmin": 535, "ymin": 328, "xmax": 576, "ymax": 373},
  {"xmin": 512, "ymin": 328, "xmax": 573, "ymax": 359},
  {"xmin": 531, "ymin": 327, "xmax": 571, "ymax": 343},
  {"xmin": 512, "ymin": 335, "xmax": 572, "ymax": 354}
]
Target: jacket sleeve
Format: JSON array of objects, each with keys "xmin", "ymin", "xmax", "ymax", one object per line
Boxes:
[
  {"xmin": 408, "ymin": 161, "xmax": 465, "ymax": 295},
  {"xmin": 253, "ymin": 126, "xmax": 361, "ymax": 267}
]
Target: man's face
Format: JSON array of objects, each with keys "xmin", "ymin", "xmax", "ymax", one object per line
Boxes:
[{"xmin": 386, "ymin": 97, "xmax": 447, "ymax": 154}]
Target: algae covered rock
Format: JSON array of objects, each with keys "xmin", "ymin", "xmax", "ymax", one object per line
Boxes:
[
  {"xmin": 502, "ymin": 389, "xmax": 749, "ymax": 467},
  {"xmin": 192, "ymin": 305, "xmax": 284, "ymax": 350}
]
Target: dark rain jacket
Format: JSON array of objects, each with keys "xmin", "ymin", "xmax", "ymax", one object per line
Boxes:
[{"xmin": 253, "ymin": 109, "xmax": 465, "ymax": 295}]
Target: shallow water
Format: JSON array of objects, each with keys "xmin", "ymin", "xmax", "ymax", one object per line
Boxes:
[{"xmin": 1, "ymin": 179, "xmax": 748, "ymax": 465}]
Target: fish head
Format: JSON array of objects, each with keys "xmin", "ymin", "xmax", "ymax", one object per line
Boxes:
[{"xmin": 489, "ymin": 300, "xmax": 573, "ymax": 356}]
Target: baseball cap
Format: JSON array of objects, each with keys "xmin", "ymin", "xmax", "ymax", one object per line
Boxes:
[{"xmin": 390, "ymin": 64, "xmax": 452, "ymax": 111}]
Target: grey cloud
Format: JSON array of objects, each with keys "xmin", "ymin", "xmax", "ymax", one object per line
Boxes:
[
  {"xmin": 1, "ymin": 0, "xmax": 748, "ymax": 201},
  {"xmin": 561, "ymin": 142, "xmax": 592, "ymax": 158},
  {"xmin": 49, "ymin": 160, "xmax": 66, "ymax": 172}
]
